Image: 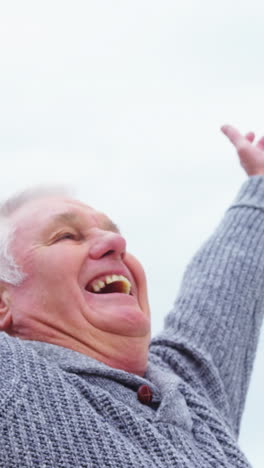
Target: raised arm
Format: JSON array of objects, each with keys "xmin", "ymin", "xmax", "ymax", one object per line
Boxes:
[{"xmin": 150, "ymin": 125, "xmax": 264, "ymax": 434}]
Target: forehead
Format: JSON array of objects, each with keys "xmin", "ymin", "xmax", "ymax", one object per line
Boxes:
[{"xmin": 11, "ymin": 196, "xmax": 118, "ymax": 234}]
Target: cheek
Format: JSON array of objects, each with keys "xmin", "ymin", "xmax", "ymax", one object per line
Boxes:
[
  {"xmin": 25, "ymin": 248, "xmax": 80, "ymax": 283},
  {"xmin": 12, "ymin": 249, "xmax": 82, "ymax": 317},
  {"xmin": 9, "ymin": 261, "xmax": 82, "ymax": 326},
  {"xmin": 124, "ymin": 253, "xmax": 150, "ymax": 317}
]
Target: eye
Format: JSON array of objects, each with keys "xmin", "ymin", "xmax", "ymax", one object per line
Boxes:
[{"xmin": 55, "ymin": 232, "xmax": 77, "ymax": 242}]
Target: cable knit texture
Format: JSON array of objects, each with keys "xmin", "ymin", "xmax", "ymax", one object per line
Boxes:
[{"xmin": 1, "ymin": 176, "xmax": 264, "ymax": 467}]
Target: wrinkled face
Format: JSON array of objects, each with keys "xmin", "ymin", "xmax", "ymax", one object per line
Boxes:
[{"xmin": 7, "ymin": 197, "xmax": 151, "ymax": 342}]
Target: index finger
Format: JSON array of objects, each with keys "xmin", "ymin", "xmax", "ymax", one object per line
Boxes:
[{"xmin": 221, "ymin": 125, "xmax": 243, "ymax": 146}]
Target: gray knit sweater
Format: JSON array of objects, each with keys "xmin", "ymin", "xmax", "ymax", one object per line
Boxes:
[{"xmin": 1, "ymin": 176, "xmax": 264, "ymax": 468}]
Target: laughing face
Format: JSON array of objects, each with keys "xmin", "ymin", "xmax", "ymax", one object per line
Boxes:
[{"xmin": 1, "ymin": 196, "xmax": 151, "ymax": 374}]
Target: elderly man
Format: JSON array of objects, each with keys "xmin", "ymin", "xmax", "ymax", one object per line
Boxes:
[{"xmin": 0, "ymin": 124, "xmax": 263, "ymax": 467}]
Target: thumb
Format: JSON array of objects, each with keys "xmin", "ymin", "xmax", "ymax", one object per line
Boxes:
[{"xmin": 221, "ymin": 125, "xmax": 243, "ymax": 146}]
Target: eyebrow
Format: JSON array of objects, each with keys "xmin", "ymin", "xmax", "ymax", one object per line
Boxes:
[
  {"xmin": 45, "ymin": 211, "xmax": 120, "ymax": 233},
  {"xmin": 103, "ymin": 219, "xmax": 120, "ymax": 233}
]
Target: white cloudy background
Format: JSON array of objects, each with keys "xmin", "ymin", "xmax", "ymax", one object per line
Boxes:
[{"xmin": 1, "ymin": 1, "xmax": 264, "ymax": 465}]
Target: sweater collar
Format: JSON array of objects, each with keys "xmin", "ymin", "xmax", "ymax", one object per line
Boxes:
[{"xmin": 21, "ymin": 338, "xmax": 153, "ymax": 390}]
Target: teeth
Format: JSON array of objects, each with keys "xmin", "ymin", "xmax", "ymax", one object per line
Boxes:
[{"xmin": 91, "ymin": 274, "xmax": 131, "ymax": 294}]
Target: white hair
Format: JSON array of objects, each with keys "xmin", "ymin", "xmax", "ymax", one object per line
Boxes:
[{"xmin": 0, "ymin": 185, "xmax": 74, "ymax": 285}]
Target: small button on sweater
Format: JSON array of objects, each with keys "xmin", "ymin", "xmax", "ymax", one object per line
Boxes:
[{"xmin": 1, "ymin": 176, "xmax": 264, "ymax": 467}]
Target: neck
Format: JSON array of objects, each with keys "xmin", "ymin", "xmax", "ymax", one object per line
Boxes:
[
  {"xmin": 12, "ymin": 323, "xmax": 150, "ymax": 376},
  {"xmin": 60, "ymin": 331, "xmax": 150, "ymax": 376}
]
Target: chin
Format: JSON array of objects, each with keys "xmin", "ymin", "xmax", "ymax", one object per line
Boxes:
[{"xmin": 82, "ymin": 289, "xmax": 150, "ymax": 337}]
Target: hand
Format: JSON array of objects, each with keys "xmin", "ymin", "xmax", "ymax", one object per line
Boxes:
[{"xmin": 221, "ymin": 124, "xmax": 264, "ymax": 176}]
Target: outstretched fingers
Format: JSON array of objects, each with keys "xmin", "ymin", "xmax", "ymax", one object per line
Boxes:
[
  {"xmin": 221, "ymin": 125, "xmax": 264, "ymax": 149},
  {"xmin": 221, "ymin": 125, "xmax": 256, "ymax": 155},
  {"xmin": 221, "ymin": 123, "xmax": 264, "ymax": 176},
  {"xmin": 256, "ymin": 136, "xmax": 264, "ymax": 150}
]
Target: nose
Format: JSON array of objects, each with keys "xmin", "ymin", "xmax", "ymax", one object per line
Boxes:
[{"xmin": 89, "ymin": 230, "xmax": 126, "ymax": 260}]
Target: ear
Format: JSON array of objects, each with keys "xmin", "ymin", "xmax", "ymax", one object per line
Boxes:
[{"xmin": 0, "ymin": 285, "xmax": 12, "ymax": 331}]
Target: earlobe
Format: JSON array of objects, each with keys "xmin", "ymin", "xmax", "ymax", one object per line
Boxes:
[{"xmin": 0, "ymin": 288, "xmax": 12, "ymax": 331}]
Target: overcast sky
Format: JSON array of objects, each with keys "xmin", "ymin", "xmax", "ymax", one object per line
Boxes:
[{"xmin": 1, "ymin": 1, "xmax": 264, "ymax": 465}]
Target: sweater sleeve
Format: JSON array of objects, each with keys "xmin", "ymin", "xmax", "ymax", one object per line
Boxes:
[{"xmin": 150, "ymin": 175, "xmax": 264, "ymax": 434}]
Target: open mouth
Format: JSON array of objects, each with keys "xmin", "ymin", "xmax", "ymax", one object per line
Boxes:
[{"xmin": 85, "ymin": 274, "xmax": 132, "ymax": 295}]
